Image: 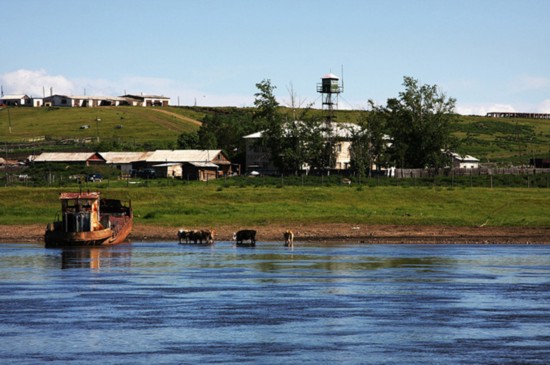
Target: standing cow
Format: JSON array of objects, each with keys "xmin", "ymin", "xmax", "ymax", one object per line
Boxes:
[
  {"xmin": 233, "ymin": 229, "xmax": 256, "ymax": 246},
  {"xmin": 186, "ymin": 229, "xmax": 215, "ymax": 244},
  {"xmin": 178, "ymin": 229, "xmax": 191, "ymax": 244},
  {"xmin": 284, "ymin": 230, "xmax": 294, "ymax": 247}
]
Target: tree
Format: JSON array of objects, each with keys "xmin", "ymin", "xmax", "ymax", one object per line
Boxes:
[
  {"xmin": 348, "ymin": 104, "xmax": 388, "ymax": 178},
  {"xmin": 176, "ymin": 131, "xmax": 199, "ymax": 149},
  {"xmin": 254, "ymin": 79, "xmax": 286, "ymax": 173},
  {"xmin": 374, "ymin": 76, "xmax": 458, "ymax": 168}
]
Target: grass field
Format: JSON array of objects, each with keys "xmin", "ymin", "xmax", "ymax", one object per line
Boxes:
[{"xmin": 1, "ymin": 184, "xmax": 549, "ymax": 228}]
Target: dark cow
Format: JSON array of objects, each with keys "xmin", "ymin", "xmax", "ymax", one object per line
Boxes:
[
  {"xmin": 233, "ymin": 229, "xmax": 256, "ymax": 246},
  {"xmin": 283, "ymin": 230, "xmax": 294, "ymax": 247},
  {"xmin": 177, "ymin": 229, "xmax": 191, "ymax": 244},
  {"xmin": 187, "ymin": 229, "xmax": 215, "ymax": 244}
]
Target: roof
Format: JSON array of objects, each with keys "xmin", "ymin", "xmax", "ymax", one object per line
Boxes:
[
  {"xmin": 243, "ymin": 122, "xmax": 361, "ymax": 139},
  {"xmin": 33, "ymin": 152, "xmax": 105, "ymax": 162},
  {"xmin": 448, "ymin": 152, "xmax": 479, "ymax": 162},
  {"xmin": 0, "ymin": 94, "xmax": 28, "ymax": 100},
  {"xmin": 143, "ymin": 150, "xmax": 224, "ymax": 163},
  {"xmin": 188, "ymin": 161, "xmax": 219, "ymax": 168},
  {"xmin": 122, "ymin": 94, "xmax": 170, "ymax": 100},
  {"xmin": 59, "ymin": 192, "xmax": 100, "ymax": 200},
  {"xmin": 101, "ymin": 152, "xmax": 151, "ymax": 164},
  {"xmin": 322, "ymin": 73, "xmax": 339, "ymax": 80}
]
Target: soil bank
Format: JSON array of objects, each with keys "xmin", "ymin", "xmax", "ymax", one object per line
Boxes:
[{"xmin": 1, "ymin": 223, "xmax": 549, "ymax": 244}]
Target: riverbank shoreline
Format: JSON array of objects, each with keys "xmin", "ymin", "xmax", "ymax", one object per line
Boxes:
[{"xmin": 2, "ymin": 223, "xmax": 549, "ymax": 244}]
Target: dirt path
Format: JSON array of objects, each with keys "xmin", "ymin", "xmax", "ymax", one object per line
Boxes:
[
  {"xmin": 2, "ymin": 223, "xmax": 549, "ymax": 244},
  {"xmin": 149, "ymin": 108, "xmax": 202, "ymax": 126}
]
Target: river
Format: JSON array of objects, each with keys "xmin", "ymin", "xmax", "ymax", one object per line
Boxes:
[{"xmin": 1, "ymin": 242, "xmax": 549, "ymax": 364}]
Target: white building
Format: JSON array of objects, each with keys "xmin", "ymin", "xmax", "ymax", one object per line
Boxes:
[
  {"xmin": 448, "ymin": 152, "xmax": 480, "ymax": 169},
  {"xmin": 243, "ymin": 122, "xmax": 360, "ymax": 174},
  {"xmin": 0, "ymin": 94, "xmax": 32, "ymax": 107}
]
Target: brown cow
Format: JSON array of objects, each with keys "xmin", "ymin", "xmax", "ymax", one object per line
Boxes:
[
  {"xmin": 284, "ymin": 230, "xmax": 294, "ymax": 247},
  {"xmin": 187, "ymin": 229, "xmax": 215, "ymax": 244}
]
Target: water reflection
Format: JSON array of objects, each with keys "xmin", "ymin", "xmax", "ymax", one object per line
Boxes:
[{"xmin": 60, "ymin": 245, "xmax": 132, "ymax": 270}]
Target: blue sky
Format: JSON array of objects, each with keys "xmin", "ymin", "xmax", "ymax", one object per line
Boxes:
[{"xmin": 2, "ymin": 0, "xmax": 549, "ymax": 115}]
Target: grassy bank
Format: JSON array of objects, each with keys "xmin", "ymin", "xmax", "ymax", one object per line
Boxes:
[{"xmin": 1, "ymin": 185, "xmax": 549, "ymax": 228}]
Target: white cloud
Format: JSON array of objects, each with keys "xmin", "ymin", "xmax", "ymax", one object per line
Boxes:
[
  {"xmin": 538, "ymin": 99, "xmax": 550, "ymax": 113},
  {"xmin": 456, "ymin": 103, "xmax": 516, "ymax": 116},
  {"xmin": 1, "ymin": 69, "xmax": 74, "ymax": 97}
]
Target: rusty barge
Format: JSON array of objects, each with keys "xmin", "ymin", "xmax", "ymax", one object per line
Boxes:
[{"xmin": 45, "ymin": 191, "xmax": 133, "ymax": 248}]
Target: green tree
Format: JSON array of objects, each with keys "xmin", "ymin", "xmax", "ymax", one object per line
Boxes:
[
  {"xmin": 374, "ymin": 76, "xmax": 458, "ymax": 168},
  {"xmin": 254, "ymin": 79, "xmax": 286, "ymax": 173},
  {"xmin": 176, "ymin": 131, "xmax": 200, "ymax": 149}
]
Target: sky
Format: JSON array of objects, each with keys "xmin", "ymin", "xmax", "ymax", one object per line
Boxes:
[{"xmin": 2, "ymin": 0, "xmax": 549, "ymax": 115}]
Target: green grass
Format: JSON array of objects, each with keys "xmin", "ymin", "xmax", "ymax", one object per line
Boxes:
[
  {"xmin": 0, "ymin": 106, "xmax": 200, "ymax": 144},
  {"xmin": 1, "ymin": 185, "xmax": 549, "ymax": 228},
  {"xmin": 453, "ymin": 115, "xmax": 550, "ymax": 164}
]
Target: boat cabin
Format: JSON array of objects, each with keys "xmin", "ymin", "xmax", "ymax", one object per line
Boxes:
[{"xmin": 59, "ymin": 192, "xmax": 103, "ymax": 233}]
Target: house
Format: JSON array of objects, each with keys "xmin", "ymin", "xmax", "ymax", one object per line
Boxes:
[
  {"xmin": 133, "ymin": 149, "xmax": 231, "ymax": 180},
  {"xmin": 43, "ymin": 94, "xmax": 128, "ymax": 107},
  {"xmin": 0, "ymin": 94, "xmax": 32, "ymax": 107},
  {"xmin": 448, "ymin": 152, "xmax": 479, "ymax": 169},
  {"xmin": 33, "ymin": 152, "xmax": 106, "ymax": 166},
  {"xmin": 243, "ymin": 122, "xmax": 360, "ymax": 175},
  {"xmin": 101, "ymin": 152, "xmax": 151, "ymax": 176},
  {"xmin": 121, "ymin": 94, "xmax": 170, "ymax": 107}
]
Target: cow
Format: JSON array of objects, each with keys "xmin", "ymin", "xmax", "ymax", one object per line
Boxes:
[
  {"xmin": 233, "ymin": 229, "xmax": 256, "ymax": 246},
  {"xmin": 177, "ymin": 229, "xmax": 191, "ymax": 244},
  {"xmin": 284, "ymin": 230, "xmax": 294, "ymax": 247},
  {"xmin": 188, "ymin": 229, "xmax": 215, "ymax": 244}
]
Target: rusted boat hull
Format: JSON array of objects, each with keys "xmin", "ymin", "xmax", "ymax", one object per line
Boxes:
[
  {"xmin": 44, "ymin": 192, "xmax": 133, "ymax": 248},
  {"xmin": 45, "ymin": 218, "xmax": 132, "ymax": 248}
]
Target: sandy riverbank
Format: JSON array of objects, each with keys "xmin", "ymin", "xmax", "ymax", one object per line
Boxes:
[{"xmin": 1, "ymin": 223, "xmax": 549, "ymax": 244}]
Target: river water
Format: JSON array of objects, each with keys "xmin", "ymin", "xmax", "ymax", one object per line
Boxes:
[{"xmin": 1, "ymin": 242, "xmax": 549, "ymax": 364}]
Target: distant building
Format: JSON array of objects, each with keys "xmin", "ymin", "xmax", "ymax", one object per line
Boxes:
[
  {"xmin": 133, "ymin": 149, "xmax": 231, "ymax": 180},
  {"xmin": 33, "ymin": 152, "xmax": 106, "ymax": 166},
  {"xmin": 243, "ymin": 122, "xmax": 360, "ymax": 175},
  {"xmin": 0, "ymin": 94, "xmax": 32, "ymax": 107},
  {"xmin": 486, "ymin": 112, "xmax": 550, "ymax": 120},
  {"xmin": 448, "ymin": 152, "xmax": 479, "ymax": 169},
  {"xmin": 101, "ymin": 152, "xmax": 151, "ymax": 176},
  {"xmin": 121, "ymin": 94, "xmax": 170, "ymax": 107},
  {"xmin": 43, "ymin": 94, "xmax": 128, "ymax": 107}
]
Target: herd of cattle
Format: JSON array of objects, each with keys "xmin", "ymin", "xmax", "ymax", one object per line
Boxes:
[{"xmin": 177, "ymin": 229, "xmax": 294, "ymax": 247}]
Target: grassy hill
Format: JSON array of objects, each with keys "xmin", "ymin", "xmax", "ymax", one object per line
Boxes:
[
  {"xmin": 1, "ymin": 105, "xmax": 549, "ymax": 165},
  {"xmin": 0, "ymin": 106, "xmax": 203, "ymax": 148}
]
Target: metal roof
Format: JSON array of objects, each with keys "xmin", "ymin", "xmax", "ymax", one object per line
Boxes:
[
  {"xmin": 0, "ymin": 94, "xmax": 28, "ymax": 100},
  {"xmin": 101, "ymin": 152, "xmax": 151, "ymax": 164},
  {"xmin": 59, "ymin": 192, "xmax": 100, "ymax": 200},
  {"xmin": 243, "ymin": 122, "xmax": 361, "ymax": 139},
  {"xmin": 322, "ymin": 73, "xmax": 339, "ymax": 80},
  {"xmin": 33, "ymin": 152, "xmax": 103, "ymax": 162},
  {"xmin": 143, "ymin": 150, "xmax": 224, "ymax": 163}
]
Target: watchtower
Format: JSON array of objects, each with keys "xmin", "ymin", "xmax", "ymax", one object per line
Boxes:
[{"xmin": 317, "ymin": 73, "xmax": 343, "ymax": 123}]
